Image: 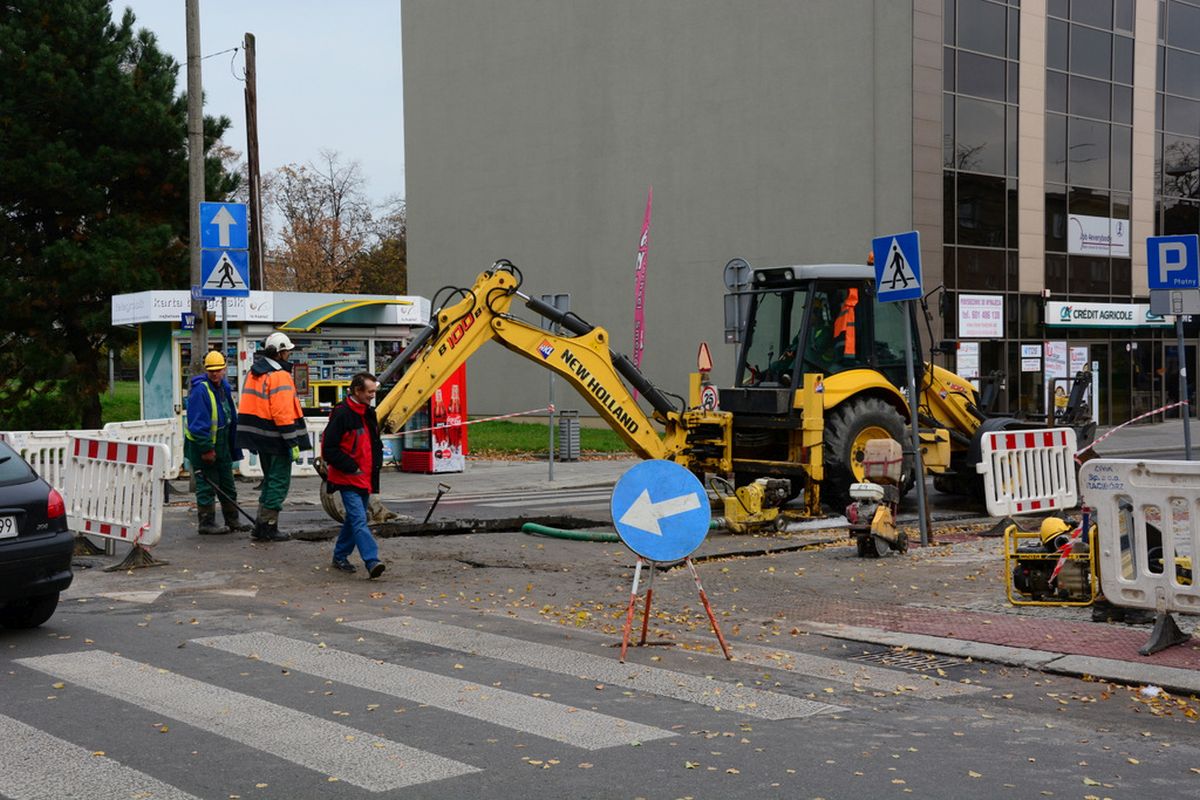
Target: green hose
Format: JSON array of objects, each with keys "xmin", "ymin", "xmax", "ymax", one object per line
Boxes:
[
  {"xmin": 521, "ymin": 523, "xmax": 620, "ymax": 542},
  {"xmin": 521, "ymin": 518, "xmax": 724, "ymax": 543}
]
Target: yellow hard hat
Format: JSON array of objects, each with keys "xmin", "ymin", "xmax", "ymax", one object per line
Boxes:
[
  {"xmin": 204, "ymin": 350, "xmax": 227, "ymax": 371},
  {"xmin": 1039, "ymin": 516, "xmax": 1073, "ymax": 547}
]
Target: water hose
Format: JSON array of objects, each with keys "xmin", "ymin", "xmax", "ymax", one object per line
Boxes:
[
  {"xmin": 520, "ymin": 523, "xmax": 620, "ymax": 542},
  {"xmin": 521, "ymin": 518, "xmax": 724, "ymax": 543}
]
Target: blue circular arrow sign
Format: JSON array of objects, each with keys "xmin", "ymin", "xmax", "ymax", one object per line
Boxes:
[{"xmin": 611, "ymin": 460, "xmax": 711, "ymax": 562}]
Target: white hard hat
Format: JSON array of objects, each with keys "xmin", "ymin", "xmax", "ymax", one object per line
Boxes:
[{"xmin": 264, "ymin": 331, "xmax": 294, "ymax": 352}]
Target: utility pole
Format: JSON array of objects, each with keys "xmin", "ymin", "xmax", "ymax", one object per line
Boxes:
[
  {"xmin": 186, "ymin": 0, "xmax": 208, "ymax": 372},
  {"xmin": 244, "ymin": 32, "xmax": 265, "ymax": 290}
]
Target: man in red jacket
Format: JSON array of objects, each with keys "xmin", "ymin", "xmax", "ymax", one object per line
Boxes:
[{"xmin": 321, "ymin": 372, "xmax": 385, "ymax": 578}]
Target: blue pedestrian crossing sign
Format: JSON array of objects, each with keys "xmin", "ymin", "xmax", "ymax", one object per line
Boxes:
[
  {"xmin": 199, "ymin": 202, "xmax": 249, "ymax": 251},
  {"xmin": 1147, "ymin": 234, "xmax": 1200, "ymax": 289},
  {"xmin": 611, "ymin": 460, "xmax": 711, "ymax": 563},
  {"xmin": 872, "ymin": 230, "xmax": 922, "ymax": 302},
  {"xmin": 200, "ymin": 249, "xmax": 251, "ymax": 298}
]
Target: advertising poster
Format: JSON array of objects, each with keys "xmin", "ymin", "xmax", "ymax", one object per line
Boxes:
[
  {"xmin": 957, "ymin": 294, "xmax": 1004, "ymax": 338},
  {"xmin": 1045, "ymin": 341, "xmax": 1068, "ymax": 418},
  {"xmin": 1067, "ymin": 214, "xmax": 1130, "ymax": 257},
  {"xmin": 956, "ymin": 341, "xmax": 980, "ymax": 379}
]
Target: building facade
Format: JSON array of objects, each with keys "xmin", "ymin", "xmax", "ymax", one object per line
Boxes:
[{"xmin": 403, "ymin": 0, "xmax": 1200, "ymax": 426}]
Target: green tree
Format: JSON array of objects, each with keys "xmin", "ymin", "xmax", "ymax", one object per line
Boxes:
[
  {"xmin": 356, "ymin": 197, "xmax": 407, "ymax": 295},
  {"xmin": 0, "ymin": 1, "xmax": 237, "ymax": 429}
]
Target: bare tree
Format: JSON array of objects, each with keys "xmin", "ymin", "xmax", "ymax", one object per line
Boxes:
[{"xmin": 265, "ymin": 150, "xmax": 374, "ymax": 292}]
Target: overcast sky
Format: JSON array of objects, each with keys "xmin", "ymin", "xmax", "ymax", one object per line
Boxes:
[{"xmin": 115, "ymin": 1, "xmax": 405, "ymax": 206}]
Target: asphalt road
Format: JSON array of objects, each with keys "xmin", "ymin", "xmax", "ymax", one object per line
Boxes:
[{"xmin": 3, "ymin": 527, "xmax": 1199, "ymax": 799}]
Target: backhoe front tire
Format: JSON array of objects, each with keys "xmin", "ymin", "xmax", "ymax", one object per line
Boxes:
[{"xmin": 822, "ymin": 397, "xmax": 912, "ymax": 509}]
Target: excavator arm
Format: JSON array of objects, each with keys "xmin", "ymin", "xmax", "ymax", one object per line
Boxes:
[{"xmin": 374, "ymin": 264, "xmax": 721, "ymax": 464}]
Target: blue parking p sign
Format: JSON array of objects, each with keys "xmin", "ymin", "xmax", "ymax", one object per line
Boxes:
[
  {"xmin": 872, "ymin": 231, "xmax": 922, "ymax": 302},
  {"xmin": 1147, "ymin": 235, "xmax": 1200, "ymax": 290}
]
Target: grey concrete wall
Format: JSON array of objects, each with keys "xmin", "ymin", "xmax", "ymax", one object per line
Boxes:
[{"xmin": 403, "ymin": 0, "xmax": 913, "ymax": 417}]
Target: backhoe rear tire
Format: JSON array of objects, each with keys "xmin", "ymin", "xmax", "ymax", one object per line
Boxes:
[{"xmin": 822, "ymin": 397, "xmax": 912, "ymax": 509}]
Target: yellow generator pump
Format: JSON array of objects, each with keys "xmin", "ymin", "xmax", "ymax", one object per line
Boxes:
[{"xmin": 722, "ymin": 478, "xmax": 791, "ymax": 534}]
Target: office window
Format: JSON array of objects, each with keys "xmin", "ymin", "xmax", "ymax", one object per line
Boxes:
[{"xmin": 1068, "ymin": 118, "xmax": 1111, "ymax": 187}]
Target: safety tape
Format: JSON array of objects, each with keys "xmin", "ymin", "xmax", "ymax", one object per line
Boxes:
[
  {"xmin": 396, "ymin": 405, "xmax": 555, "ymax": 437},
  {"xmin": 1074, "ymin": 400, "xmax": 1188, "ymax": 463}
]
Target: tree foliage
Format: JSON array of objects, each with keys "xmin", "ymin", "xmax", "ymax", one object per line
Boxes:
[
  {"xmin": 265, "ymin": 151, "xmax": 406, "ymax": 294},
  {"xmin": 356, "ymin": 196, "xmax": 407, "ymax": 295},
  {"xmin": 266, "ymin": 150, "xmax": 371, "ymax": 292},
  {"xmin": 0, "ymin": 0, "xmax": 237, "ymax": 429}
]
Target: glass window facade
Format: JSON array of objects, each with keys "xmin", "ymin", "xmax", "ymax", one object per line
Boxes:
[
  {"xmin": 1159, "ymin": 1, "xmax": 1200, "ymax": 236},
  {"xmin": 944, "ymin": 0, "xmax": 1022, "ymax": 411},
  {"xmin": 1044, "ymin": 1, "xmax": 1134, "ymax": 300}
]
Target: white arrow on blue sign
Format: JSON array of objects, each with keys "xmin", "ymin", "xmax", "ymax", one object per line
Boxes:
[
  {"xmin": 872, "ymin": 230, "xmax": 923, "ymax": 303},
  {"xmin": 611, "ymin": 460, "xmax": 711, "ymax": 562},
  {"xmin": 199, "ymin": 201, "xmax": 249, "ymax": 251},
  {"xmin": 1147, "ymin": 234, "xmax": 1200, "ymax": 290}
]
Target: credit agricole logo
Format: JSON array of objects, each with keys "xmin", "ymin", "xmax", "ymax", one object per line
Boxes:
[{"xmin": 1060, "ymin": 305, "xmax": 1072, "ymax": 321}]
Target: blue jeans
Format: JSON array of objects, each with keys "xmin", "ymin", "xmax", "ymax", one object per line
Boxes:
[{"xmin": 334, "ymin": 490, "xmax": 379, "ymax": 566}]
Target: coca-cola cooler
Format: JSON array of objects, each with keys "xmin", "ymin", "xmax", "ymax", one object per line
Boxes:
[{"xmin": 399, "ymin": 365, "xmax": 468, "ymax": 473}]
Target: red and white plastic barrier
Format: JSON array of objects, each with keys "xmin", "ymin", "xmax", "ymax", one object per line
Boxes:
[
  {"xmin": 64, "ymin": 436, "xmax": 168, "ymax": 547},
  {"xmin": 977, "ymin": 428, "xmax": 1079, "ymax": 517},
  {"xmin": 103, "ymin": 417, "xmax": 184, "ymax": 479}
]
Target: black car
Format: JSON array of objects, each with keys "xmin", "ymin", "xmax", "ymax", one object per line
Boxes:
[{"xmin": 0, "ymin": 438, "xmax": 73, "ymax": 628}]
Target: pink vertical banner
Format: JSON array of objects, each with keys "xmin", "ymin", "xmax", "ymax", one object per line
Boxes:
[{"xmin": 632, "ymin": 187, "xmax": 653, "ymax": 400}]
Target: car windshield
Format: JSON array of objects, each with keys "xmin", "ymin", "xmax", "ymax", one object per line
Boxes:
[{"xmin": 0, "ymin": 440, "xmax": 36, "ymax": 486}]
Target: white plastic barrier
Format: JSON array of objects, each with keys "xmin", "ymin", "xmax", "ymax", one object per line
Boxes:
[
  {"xmin": 64, "ymin": 436, "xmax": 168, "ymax": 547},
  {"xmin": 103, "ymin": 417, "xmax": 184, "ymax": 479},
  {"xmin": 1081, "ymin": 459, "xmax": 1199, "ymax": 618},
  {"xmin": 236, "ymin": 416, "xmax": 326, "ymax": 478},
  {"xmin": 0, "ymin": 429, "xmax": 104, "ymax": 494},
  {"xmin": 977, "ymin": 428, "xmax": 1078, "ymax": 517}
]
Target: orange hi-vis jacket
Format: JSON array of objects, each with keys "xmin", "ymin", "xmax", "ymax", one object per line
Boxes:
[
  {"xmin": 236, "ymin": 355, "xmax": 308, "ymax": 455},
  {"xmin": 833, "ymin": 289, "xmax": 858, "ymax": 356}
]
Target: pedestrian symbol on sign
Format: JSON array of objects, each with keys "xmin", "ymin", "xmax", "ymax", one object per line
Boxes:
[
  {"xmin": 884, "ymin": 239, "xmax": 917, "ymax": 290},
  {"xmin": 871, "ymin": 230, "xmax": 923, "ymax": 303}
]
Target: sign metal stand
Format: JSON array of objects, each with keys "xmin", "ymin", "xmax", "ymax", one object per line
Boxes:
[{"xmin": 618, "ymin": 556, "xmax": 730, "ymax": 662}]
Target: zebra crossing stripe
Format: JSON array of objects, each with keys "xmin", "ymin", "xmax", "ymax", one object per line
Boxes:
[
  {"xmin": 16, "ymin": 651, "xmax": 478, "ymax": 792},
  {"xmin": 193, "ymin": 632, "xmax": 673, "ymax": 749},
  {"xmin": 0, "ymin": 712, "xmax": 201, "ymax": 800},
  {"xmin": 351, "ymin": 616, "xmax": 844, "ymax": 720}
]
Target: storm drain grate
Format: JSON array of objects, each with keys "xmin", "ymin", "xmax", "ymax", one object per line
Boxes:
[{"xmin": 848, "ymin": 651, "xmax": 969, "ymax": 672}]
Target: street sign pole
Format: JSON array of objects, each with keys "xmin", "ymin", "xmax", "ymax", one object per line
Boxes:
[
  {"xmin": 873, "ymin": 231, "xmax": 928, "ymax": 547},
  {"xmin": 222, "ymin": 297, "xmax": 229, "ymax": 360},
  {"xmin": 1179, "ymin": 315, "xmax": 1192, "ymax": 460},
  {"xmin": 1147, "ymin": 235, "xmax": 1200, "ymax": 460},
  {"xmin": 903, "ymin": 299, "xmax": 930, "ymax": 546}
]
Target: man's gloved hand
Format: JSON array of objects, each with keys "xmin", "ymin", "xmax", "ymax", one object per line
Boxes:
[
  {"xmin": 290, "ymin": 445, "xmax": 302, "ymax": 463},
  {"xmin": 200, "ymin": 450, "xmax": 216, "ymax": 465}
]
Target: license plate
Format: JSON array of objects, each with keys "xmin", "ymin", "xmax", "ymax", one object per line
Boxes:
[{"xmin": 0, "ymin": 515, "xmax": 17, "ymax": 539}]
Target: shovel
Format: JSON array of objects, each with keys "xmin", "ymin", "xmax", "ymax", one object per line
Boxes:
[
  {"xmin": 422, "ymin": 483, "xmax": 453, "ymax": 524},
  {"xmin": 194, "ymin": 470, "xmax": 258, "ymax": 527}
]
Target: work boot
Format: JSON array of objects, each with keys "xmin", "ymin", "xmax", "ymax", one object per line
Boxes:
[
  {"xmin": 197, "ymin": 505, "xmax": 229, "ymax": 536},
  {"xmin": 221, "ymin": 502, "xmax": 252, "ymax": 533},
  {"xmin": 251, "ymin": 507, "xmax": 291, "ymax": 542}
]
